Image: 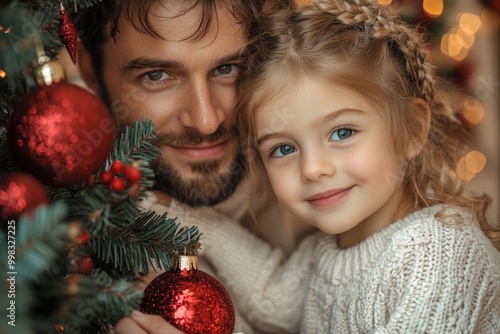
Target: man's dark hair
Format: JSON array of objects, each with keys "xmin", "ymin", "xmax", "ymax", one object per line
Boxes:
[{"xmin": 72, "ymin": 0, "xmax": 289, "ymax": 76}]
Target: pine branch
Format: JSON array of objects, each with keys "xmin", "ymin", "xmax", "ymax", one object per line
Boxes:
[
  {"xmin": 0, "ymin": 87, "xmax": 17, "ymax": 125},
  {"xmin": 0, "ymin": 129, "xmax": 16, "ymax": 178},
  {"xmin": 0, "ymin": 1, "xmax": 62, "ymax": 95},
  {"xmin": 109, "ymin": 118, "xmax": 162, "ymax": 165},
  {"xmin": 56, "ymin": 270, "xmax": 143, "ymax": 334},
  {"xmin": 15, "ymin": 201, "xmax": 69, "ymax": 281},
  {"xmin": 1, "ymin": 202, "xmax": 70, "ymax": 334},
  {"xmin": 66, "ymin": 119, "xmax": 162, "ymax": 235},
  {"xmin": 90, "ymin": 211, "xmax": 201, "ymax": 275}
]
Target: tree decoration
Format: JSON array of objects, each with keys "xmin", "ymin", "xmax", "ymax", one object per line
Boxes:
[
  {"xmin": 141, "ymin": 254, "xmax": 235, "ymax": 334},
  {"xmin": 1, "ymin": 1, "xmax": 203, "ymax": 333},
  {"xmin": 7, "ymin": 79, "xmax": 115, "ymax": 186},
  {"xmin": 0, "ymin": 171, "xmax": 48, "ymax": 221},
  {"xmin": 99, "ymin": 160, "xmax": 143, "ymax": 192},
  {"xmin": 58, "ymin": 3, "xmax": 78, "ymax": 64}
]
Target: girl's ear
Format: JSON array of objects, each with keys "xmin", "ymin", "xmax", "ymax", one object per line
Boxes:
[
  {"xmin": 77, "ymin": 42, "xmax": 101, "ymax": 95},
  {"xmin": 406, "ymin": 98, "xmax": 431, "ymax": 159}
]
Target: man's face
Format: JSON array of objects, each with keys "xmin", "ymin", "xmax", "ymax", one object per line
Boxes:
[{"xmin": 93, "ymin": 2, "xmax": 247, "ymax": 206}]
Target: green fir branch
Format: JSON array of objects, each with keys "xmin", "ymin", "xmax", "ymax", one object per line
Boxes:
[
  {"xmin": 0, "ymin": 1, "xmax": 62, "ymax": 94},
  {"xmin": 0, "ymin": 87, "xmax": 17, "ymax": 125},
  {"xmin": 68, "ymin": 185, "xmax": 138, "ymax": 234},
  {"xmin": 57, "ymin": 270, "xmax": 143, "ymax": 334},
  {"xmin": 90, "ymin": 211, "xmax": 201, "ymax": 275},
  {"xmin": 24, "ymin": 0, "xmax": 107, "ymax": 13},
  {"xmin": 0, "ymin": 130, "xmax": 16, "ymax": 178},
  {"xmin": 109, "ymin": 118, "xmax": 162, "ymax": 165},
  {"xmin": 15, "ymin": 201, "xmax": 69, "ymax": 281},
  {"xmin": 1, "ymin": 202, "xmax": 70, "ymax": 334}
]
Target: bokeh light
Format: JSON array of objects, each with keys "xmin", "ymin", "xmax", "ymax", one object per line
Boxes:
[
  {"xmin": 423, "ymin": 0, "xmax": 444, "ymax": 18},
  {"xmin": 456, "ymin": 150, "xmax": 487, "ymax": 181},
  {"xmin": 462, "ymin": 98, "xmax": 485, "ymax": 124}
]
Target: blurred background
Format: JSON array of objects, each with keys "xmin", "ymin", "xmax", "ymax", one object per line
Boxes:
[{"xmin": 61, "ymin": 0, "xmax": 500, "ymax": 223}]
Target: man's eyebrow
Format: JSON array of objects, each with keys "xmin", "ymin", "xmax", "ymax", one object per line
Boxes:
[
  {"xmin": 211, "ymin": 51, "xmax": 248, "ymax": 67},
  {"xmin": 123, "ymin": 57, "xmax": 182, "ymax": 74},
  {"xmin": 122, "ymin": 51, "xmax": 248, "ymax": 74}
]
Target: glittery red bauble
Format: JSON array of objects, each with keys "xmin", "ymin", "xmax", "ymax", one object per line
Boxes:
[
  {"xmin": 140, "ymin": 255, "xmax": 235, "ymax": 334},
  {"xmin": 0, "ymin": 172, "xmax": 48, "ymax": 221},
  {"xmin": 7, "ymin": 82, "xmax": 115, "ymax": 186}
]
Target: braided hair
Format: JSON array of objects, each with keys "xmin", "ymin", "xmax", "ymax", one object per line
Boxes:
[{"xmin": 236, "ymin": 0, "xmax": 499, "ymax": 248}]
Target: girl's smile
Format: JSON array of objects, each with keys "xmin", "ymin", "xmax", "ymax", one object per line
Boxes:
[{"xmin": 306, "ymin": 186, "xmax": 354, "ymax": 208}]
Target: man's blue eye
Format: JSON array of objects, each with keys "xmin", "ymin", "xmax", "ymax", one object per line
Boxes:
[
  {"xmin": 215, "ymin": 64, "xmax": 239, "ymax": 76},
  {"xmin": 145, "ymin": 70, "xmax": 167, "ymax": 81},
  {"xmin": 331, "ymin": 128, "xmax": 354, "ymax": 141},
  {"xmin": 271, "ymin": 144, "xmax": 296, "ymax": 157}
]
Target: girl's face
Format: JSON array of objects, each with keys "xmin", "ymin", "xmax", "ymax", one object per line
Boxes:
[{"xmin": 255, "ymin": 77, "xmax": 406, "ymax": 248}]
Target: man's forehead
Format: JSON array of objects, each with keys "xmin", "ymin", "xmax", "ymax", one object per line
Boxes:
[{"xmin": 121, "ymin": 0, "xmax": 245, "ymax": 42}]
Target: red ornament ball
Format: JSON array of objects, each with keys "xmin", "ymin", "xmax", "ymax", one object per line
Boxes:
[
  {"xmin": 0, "ymin": 172, "xmax": 49, "ymax": 221},
  {"xmin": 140, "ymin": 255, "xmax": 235, "ymax": 334},
  {"xmin": 7, "ymin": 82, "xmax": 115, "ymax": 186}
]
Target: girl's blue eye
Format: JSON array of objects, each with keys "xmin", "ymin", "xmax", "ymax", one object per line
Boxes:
[
  {"xmin": 271, "ymin": 144, "xmax": 296, "ymax": 157},
  {"xmin": 331, "ymin": 128, "xmax": 354, "ymax": 141}
]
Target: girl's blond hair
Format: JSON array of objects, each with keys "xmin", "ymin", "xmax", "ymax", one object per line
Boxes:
[{"xmin": 236, "ymin": 0, "xmax": 500, "ymax": 249}]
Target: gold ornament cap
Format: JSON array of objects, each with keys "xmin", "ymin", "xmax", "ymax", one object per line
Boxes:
[
  {"xmin": 33, "ymin": 57, "xmax": 65, "ymax": 86},
  {"xmin": 173, "ymin": 254, "xmax": 198, "ymax": 271}
]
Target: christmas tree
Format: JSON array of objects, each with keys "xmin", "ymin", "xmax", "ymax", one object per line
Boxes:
[{"xmin": 1, "ymin": 1, "xmax": 201, "ymax": 333}]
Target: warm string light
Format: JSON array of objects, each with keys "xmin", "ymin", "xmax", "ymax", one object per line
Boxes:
[
  {"xmin": 295, "ymin": 0, "xmax": 312, "ymax": 7},
  {"xmin": 423, "ymin": 0, "xmax": 444, "ymax": 18},
  {"xmin": 440, "ymin": 12, "xmax": 481, "ymax": 61},
  {"xmin": 456, "ymin": 150, "xmax": 487, "ymax": 182},
  {"xmin": 462, "ymin": 98, "xmax": 485, "ymax": 125},
  {"xmin": 1, "ymin": 26, "xmax": 11, "ymax": 79},
  {"xmin": 377, "ymin": 0, "xmax": 393, "ymax": 7}
]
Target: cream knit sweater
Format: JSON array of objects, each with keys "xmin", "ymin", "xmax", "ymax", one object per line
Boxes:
[{"xmin": 144, "ymin": 196, "xmax": 500, "ymax": 333}]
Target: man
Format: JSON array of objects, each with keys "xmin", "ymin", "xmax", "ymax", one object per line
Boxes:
[{"xmin": 74, "ymin": 1, "xmax": 313, "ymax": 333}]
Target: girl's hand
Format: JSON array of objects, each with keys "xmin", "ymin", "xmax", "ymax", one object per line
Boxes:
[{"xmin": 114, "ymin": 311, "xmax": 184, "ymax": 334}]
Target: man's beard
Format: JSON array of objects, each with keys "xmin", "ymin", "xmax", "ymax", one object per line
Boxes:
[
  {"xmin": 153, "ymin": 145, "xmax": 246, "ymax": 207},
  {"xmin": 97, "ymin": 76, "xmax": 246, "ymax": 206},
  {"xmin": 152, "ymin": 128, "xmax": 246, "ymax": 207}
]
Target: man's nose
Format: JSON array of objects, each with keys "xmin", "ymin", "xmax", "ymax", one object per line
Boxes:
[{"xmin": 179, "ymin": 79, "xmax": 225, "ymax": 135}]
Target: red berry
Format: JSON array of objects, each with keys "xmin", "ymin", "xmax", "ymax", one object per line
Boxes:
[
  {"xmin": 78, "ymin": 230, "xmax": 91, "ymax": 245},
  {"xmin": 76, "ymin": 257, "xmax": 94, "ymax": 274},
  {"xmin": 124, "ymin": 166, "xmax": 142, "ymax": 184},
  {"xmin": 100, "ymin": 170, "xmax": 113, "ymax": 184},
  {"xmin": 110, "ymin": 160, "xmax": 125, "ymax": 174},
  {"xmin": 110, "ymin": 177, "xmax": 126, "ymax": 192}
]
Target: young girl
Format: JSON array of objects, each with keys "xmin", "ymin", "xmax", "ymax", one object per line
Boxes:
[{"xmin": 145, "ymin": 0, "xmax": 500, "ymax": 332}]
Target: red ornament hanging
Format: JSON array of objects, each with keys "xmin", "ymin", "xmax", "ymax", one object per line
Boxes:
[
  {"xmin": 140, "ymin": 255, "xmax": 235, "ymax": 334},
  {"xmin": 7, "ymin": 80, "xmax": 115, "ymax": 186},
  {"xmin": 58, "ymin": 3, "xmax": 78, "ymax": 64},
  {"xmin": 0, "ymin": 172, "xmax": 49, "ymax": 221}
]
